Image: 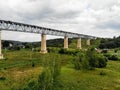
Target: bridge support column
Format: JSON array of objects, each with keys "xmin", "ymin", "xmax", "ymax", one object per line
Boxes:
[
  {"xmin": 40, "ymin": 34, "xmax": 47, "ymax": 54},
  {"xmin": 64, "ymin": 36, "xmax": 68, "ymax": 49},
  {"xmin": 0, "ymin": 31, "xmax": 3, "ymax": 59},
  {"xmin": 86, "ymin": 39, "xmax": 90, "ymax": 46},
  {"xmin": 77, "ymin": 38, "xmax": 81, "ymax": 49}
]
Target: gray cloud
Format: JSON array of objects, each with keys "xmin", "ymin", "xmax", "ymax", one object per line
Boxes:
[{"xmin": 96, "ymin": 21, "xmax": 120, "ymax": 30}]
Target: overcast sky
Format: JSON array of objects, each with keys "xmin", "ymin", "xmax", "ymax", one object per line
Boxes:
[{"xmin": 0, "ymin": 0, "xmax": 120, "ymax": 42}]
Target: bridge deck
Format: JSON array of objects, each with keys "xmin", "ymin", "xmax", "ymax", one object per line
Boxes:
[{"xmin": 0, "ymin": 20, "xmax": 96, "ymax": 39}]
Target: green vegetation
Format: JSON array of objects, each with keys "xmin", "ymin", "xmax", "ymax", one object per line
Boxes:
[
  {"xmin": 0, "ymin": 48, "xmax": 119, "ymax": 90},
  {"xmin": 0, "ymin": 37, "xmax": 120, "ymax": 90},
  {"xmin": 99, "ymin": 36, "xmax": 120, "ymax": 49},
  {"xmin": 103, "ymin": 49, "xmax": 120, "ymax": 61}
]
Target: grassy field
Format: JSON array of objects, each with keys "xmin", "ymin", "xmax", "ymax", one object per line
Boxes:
[
  {"xmin": 61, "ymin": 61, "xmax": 120, "ymax": 90},
  {"xmin": 0, "ymin": 49, "xmax": 120, "ymax": 90}
]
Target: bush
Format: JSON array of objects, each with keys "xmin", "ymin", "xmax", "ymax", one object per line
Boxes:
[
  {"xmin": 47, "ymin": 47, "xmax": 60, "ymax": 53},
  {"xmin": 99, "ymin": 71, "xmax": 107, "ymax": 76},
  {"xmin": 109, "ymin": 55, "xmax": 119, "ymax": 61},
  {"xmin": 114, "ymin": 49, "xmax": 118, "ymax": 53},
  {"xmin": 27, "ymin": 80, "xmax": 38, "ymax": 90},
  {"xmin": 104, "ymin": 54, "xmax": 119, "ymax": 61},
  {"xmin": 104, "ymin": 53, "xmax": 111, "ymax": 59},
  {"xmin": 97, "ymin": 55, "xmax": 108, "ymax": 68},
  {"xmin": 87, "ymin": 48, "xmax": 107, "ymax": 68},
  {"xmin": 86, "ymin": 48, "xmax": 99, "ymax": 69},
  {"xmin": 59, "ymin": 48, "xmax": 65, "ymax": 54},
  {"xmin": 101, "ymin": 49, "xmax": 108, "ymax": 53},
  {"xmin": 38, "ymin": 68, "xmax": 52, "ymax": 90},
  {"xmin": 81, "ymin": 56, "xmax": 90, "ymax": 70},
  {"xmin": 74, "ymin": 52, "xmax": 90, "ymax": 70},
  {"xmin": 0, "ymin": 76, "xmax": 6, "ymax": 80},
  {"xmin": 74, "ymin": 53, "xmax": 83, "ymax": 70},
  {"xmin": 34, "ymin": 47, "xmax": 40, "ymax": 52},
  {"xmin": 32, "ymin": 62, "xmax": 35, "ymax": 67},
  {"xmin": 73, "ymin": 48, "xmax": 107, "ymax": 70},
  {"xmin": 59, "ymin": 48, "xmax": 79, "ymax": 55},
  {"xmin": 38, "ymin": 56, "xmax": 61, "ymax": 90},
  {"xmin": 8, "ymin": 46, "xmax": 20, "ymax": 51}
]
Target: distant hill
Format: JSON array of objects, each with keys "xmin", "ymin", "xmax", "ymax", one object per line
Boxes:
[
  {"xmin": 1, "ymin": 38, "xmax": 74, "ymax": 48},
  {"xmin": 2, "ymin": 38, "xmax": 101, "ymax": 49}
]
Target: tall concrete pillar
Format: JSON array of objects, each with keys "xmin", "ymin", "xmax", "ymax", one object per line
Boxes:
[
  {"xmin": 40, "ymin": 34, "xmax": 47, "ymax": 54},
  {"xmin": 0, "ymin": 31, "xmax": 3, "ymax": 59},
  {"xmin": 64, "ymin": 36, "xmax": 68, "ymax": 49},
  {"xmin": 77, "ymin": 38, "xmax": 81, "ymax": 49},
  {"xmin": 86, "ymin": 39, "xmax": 90, "ymax": 46}
]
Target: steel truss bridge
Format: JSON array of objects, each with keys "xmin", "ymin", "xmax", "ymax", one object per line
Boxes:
[{"xmin": 0, "ymin": 20, "xmax": 96, "ymax": 39}]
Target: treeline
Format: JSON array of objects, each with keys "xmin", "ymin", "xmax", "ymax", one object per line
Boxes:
[
  {"xmin": 1, "ymin": 38, "xmax": 77, "ymax": 49},
  {"xmin": 2, "ymin": 39, "xmax": 65, "ymax": 48},
  {"xmin": 2, "ymin": 40, "xmax": 39, "ymax": 50},
  {"xmin": 99, "ymin": 36, "xmax": 120, "ymax": 49}
]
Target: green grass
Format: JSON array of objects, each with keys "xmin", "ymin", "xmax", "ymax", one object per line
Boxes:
[
  {"xmin": 0, "ymin": 49, "xmax": 120, "ymax": 90},
  {"xmin": 61, "ymin": 61, "xmax": 120, "ymax": 90}
]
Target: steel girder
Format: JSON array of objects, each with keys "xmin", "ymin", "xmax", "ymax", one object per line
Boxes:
[{"xmin": 0, "ymin": 20, "xmax": 96, "ymax": 39}]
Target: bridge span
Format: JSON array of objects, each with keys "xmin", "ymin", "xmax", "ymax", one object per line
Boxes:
[{"xmin": 0, "ymin": 20, "xmax": 96, "ymax": 59}]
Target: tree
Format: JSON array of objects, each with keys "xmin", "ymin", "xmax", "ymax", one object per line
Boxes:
[
  {"xmin": 86, "ymin": 48, "xmax": 99, "ymax": 69},
  {"xmin": 38, "ymin": 55, "xmax": 61, "ymax": 90},
  {"xmin": 99, "ymin": 36, "xmax": 120, "ymax": 49},
  {"xmin": 74, "ymin": 47, "xmax": 107, "ymax": 70},
  {"xmin": 38, "ymin": 68, "xmax": 52, "ymax": 90}
]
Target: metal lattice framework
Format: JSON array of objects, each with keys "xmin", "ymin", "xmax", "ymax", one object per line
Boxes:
[{"xmin": 0, "ymin": 20, "xmax": 96, "ymax": 39}]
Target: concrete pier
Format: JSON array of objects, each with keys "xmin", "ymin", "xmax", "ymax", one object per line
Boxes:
[
  {"xmin": 86, "ymin": 39, "xmax": 90, "ymax": 46},
  {"xmin": 64, "ymin": 36, "xmax": 68, "ymax": 49},
  {"xmin": 77, "ymin": 38, "xmax": 81, "ymax": 49},
  {"xmin": 0, "ymin": 31, "xmax": 3, "ymax": 59},
  {"xmin": 40, "ymin": 34, "xmax": 47, "ymax": 54}
]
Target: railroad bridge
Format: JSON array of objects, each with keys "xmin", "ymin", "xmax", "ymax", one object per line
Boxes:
[{"xmin": 0, "ymin": 20, "xmax": 96, "ymax": 59}]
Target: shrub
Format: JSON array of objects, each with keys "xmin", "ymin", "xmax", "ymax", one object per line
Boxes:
[
  {"xmin": 27, "ymin": 80, "xmax": 37, "ymax": 90},
  {"xmin": 32, "ymin": 62, "xmax": 35, "ymax": 67},
  {"xmin": 109, "ymin": 55, "xmax": 119, "ymax": 61},
  {"xmin": 59, "ymin": 48, "xmax": 79, "ymax": 55},
  {"xmin": 101, "ymin": 49, "xmax": 108, "ymax": 53},
  {"xmin": 104, "ymin": 54, "xmax": 119, "ymax": 61},
  {"xmin": 38, "ymin": 56, "xmax": 61, "ymax": 90},
  {"xmin": 99, "ymin": 71, "xmax": 107, "ymax": 76},
  {"xmin": 59, "ymin": 48, "xmax": 65, "ymax": 54},
  {"xmin": 104, "ymin": 53, "xmax": 111, "ymax": 59},
  {"xmin": 34, "ymin": 47, "xmax": 40, "ymax": 52},
  {"xmin": 81, "ymin": 56, "xmax": 90, "ymax": 70},
  {"xmin": 0, "ymin": 76, "xmax": 6, "ymax": 80},
  {"xmin": 87, "ymin": 48, "xmax": 107, "ymax": 68},
  {"xmin": 47, "ymin": 47, "xmax": 60, "ymax": 53},
  {"xmin": 74, "ymin": 54, "xmax": 82, "ymax": 70},
  {"xmin": 38, "ymin": 68, "xmax": 52, "ymax": 90},
  {"xmin": 73, "ymin": 48, "xmax": 108, "ymax": 70},
  {"xmin": 74, "ymin": 52, "xmax": 89, "ymax": 70},
  {"xmin": 97, "ymin": 55, "xmax": 108, "ymax": 68},
  {"xmin": 86, "ymin": 48, "xmax": 99, "ymax": 69},
  {"xmin": 114, "ymin": 49, "xmax": 118, "ymax": 53}
]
